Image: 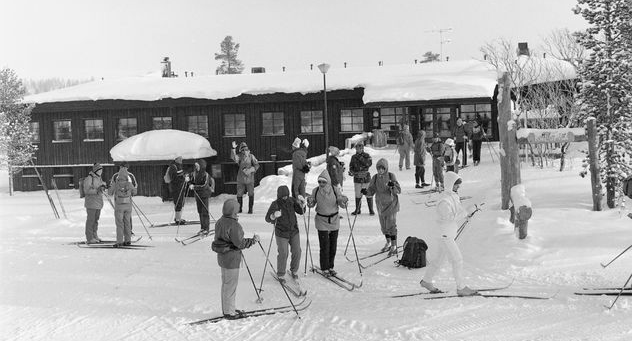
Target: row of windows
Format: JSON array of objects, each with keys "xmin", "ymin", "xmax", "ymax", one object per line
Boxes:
[{"xmin": 29, "ymin": 110, "xmax": 366, "ymax": 143}]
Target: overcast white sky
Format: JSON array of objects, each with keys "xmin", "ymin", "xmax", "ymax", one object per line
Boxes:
[{"xmin": 1, "ymin": 0, "xmax": 587, "ymax": 80}]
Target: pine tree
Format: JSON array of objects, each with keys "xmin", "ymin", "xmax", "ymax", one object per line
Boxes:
[
  {"xmin": 214, "ymin": 36, "xmax": 244, "ymax": 74},
  {"xmin": 574, "ymin": 0, "xmax": 632, "ymax": 208},
  {"xmin": 420, "ymin": 51, "xmax": 440, "ymax": 63},
  {"xmin": 0, "ymin": 68, "xmax": 38, "ymax": 195}
]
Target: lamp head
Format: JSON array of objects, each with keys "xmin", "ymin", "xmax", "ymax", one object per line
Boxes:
[{"xmin": 317, "ymin": 63, "xmax": 330, "ymax": 74}]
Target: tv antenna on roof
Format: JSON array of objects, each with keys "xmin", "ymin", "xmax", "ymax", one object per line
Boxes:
[{"xmin": 425, "ymin": 27, "xmax": 453, "ymax": 62}]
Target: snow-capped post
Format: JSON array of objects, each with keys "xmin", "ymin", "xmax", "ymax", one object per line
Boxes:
[
  {"xmin": 497, "ymin": 72, "xmax": 521, "ymax": 210},
  {"xmin": 510, "ymin": 184, "xmax": 532, "ymax": 239},
  {"xmin": 586, "ymin": 117, "xmax": 602, "ymax": 211}
]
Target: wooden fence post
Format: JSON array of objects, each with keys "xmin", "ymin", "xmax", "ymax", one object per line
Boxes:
[{"xmin": 586, "ymin": 117, "xmax": 602, "ymax": 211}]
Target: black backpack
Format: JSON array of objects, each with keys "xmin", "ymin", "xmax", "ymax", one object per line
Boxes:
[
  {"xmin": 396, "ymin": 236, "xmax": 428, "ymax": 269},
  {"xmin": 622, "ymin": 175, "xmax": 632, "ymax": 199}
]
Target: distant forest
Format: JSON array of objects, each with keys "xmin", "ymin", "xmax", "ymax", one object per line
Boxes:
[{"xmin": 22, "ymin": 77, "xmax": 93, "ymax": 95}]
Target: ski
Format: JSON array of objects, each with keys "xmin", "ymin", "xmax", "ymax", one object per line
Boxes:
[
  {"xmin": 358, "ymin": 252, "xmax": 399, "ymax": 269},
  {"xmin": 574, "ymin": 291, "xmax": 632, "ymax": 296},
  {"xmin": 422, "ymin": 196, "xmax": 472, "ymax": 207},
  {"xmin": 187, "ymin": 297, "xmax": 311, "ymax": 325},
  {"xmin": 70, "ymin": 236, "xmax": 142, "ymax": 246},
  {"xmin": 270, "ymin": 271, "xmax": 307, "ymax": 297},
  {"xmin": 311, "ymin": 267, "xmax": 360, "ymax": 291},
  {"xmin": 581, "ymin": 287, "xmax": 632, "ymax": 291},
  {"xmin": 176, "ymin": 231, "xmax": 214, "ymax": 245},
  {"xmin": 345, "ymin": 245, "xmax": 403, "ymax": 263},
  {"xmin": 423, "ymin": 292, "xmax": 556, "ymax": 300},
  {"xmin": 77, "ymin": 244, "xmax": 151, "ymax": 249},
  {"xmin": 391, "ymin": 279, "xmax": 515, "ymax": 298},
  {"xmin": 151, "ymin": 220, "xmax": 202, "ymax": 228}
]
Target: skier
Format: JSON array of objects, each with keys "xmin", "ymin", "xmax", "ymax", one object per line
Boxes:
[
  {"xmin": 348, "ymin": 142, "xmax": 374, "ymax": 215},
  {"xmin": 83, "ymin": 163, "xmax": 107, "ymax": 244},
  {"xmin": 452, "ymin": 118, "xmax": 469, "ymax": 166},
  {"xmin": 326, "ymin": 146, "xmax": 345, "ymax": 191},
  {"xmin": 430, "ymin": 133, "xmax": 446, "ymax": 191},
  {"xmin": 189, "ymin": 159, "xmax": 214, "ymax": 234},
  {"xmin": 396, "ymin": 124, "xmax": 414, "ymax": 171},
  {"xmin": 444, "ymin": 138, "xmax": 458, "ymax": 173},
  {"xmin": 211, "ymin": 198, "xmax": 260, "ymax": 319},
  {"xmin": 419, "ymin": 171, "xmax": 478, "ymax": 296},
  {"xmin": 230, "ymin": 141, "xmax": 259, "ymax": 214},
  {"xmin": 470, "ymin": 121, "xmax": 485, "ymax": 166},
  {"xmin": 413, "ymin": 130, "xmax": 429, "ymax": 188},
  {"xmin": 167, "ymin": 156, "xmax": 187, "ymax": 224},
  {"xmin": 362, "ymin": 158, "xmax": 401, "ymax": 256},
  {"xmin": 291, "ymin": 137, "xmax": 311, "ymax": 198},
  {"xmin": 265, "ymin": 185, "xmax": 306, "ymax": 282},
  {"xmin": 306, "ymin": 170, "xmax": 349, "ymax": 276},
  {"xmin": 108, "ymin": 167, "xmax": 137, "ymax": 247}
]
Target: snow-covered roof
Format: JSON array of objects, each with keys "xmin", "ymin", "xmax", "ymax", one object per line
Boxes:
[
  {"xmin": 25, "ymin": 60, "xmax": 500, "ymax": 105},
  {"xmin": 514, "ymin": 55, "xmax": 577, "ymax": 86},
  {"xmin": 109, "ymin": 129, "xmax": 217, "ymax": 162}
]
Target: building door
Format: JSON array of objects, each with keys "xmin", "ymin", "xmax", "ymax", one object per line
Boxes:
[{"xmin": 421, "ymin": 107, "xmax": 456, "ymax": 139}]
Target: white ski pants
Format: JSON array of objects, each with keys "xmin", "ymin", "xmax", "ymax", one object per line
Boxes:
[{"xmin": 422, "ymin": 235, "xmax": 464, "ymax": 290}]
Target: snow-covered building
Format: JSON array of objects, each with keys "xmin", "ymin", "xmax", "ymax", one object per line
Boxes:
[{"xmin": 18, "ymin": 60, "xmax": 502, "ymax": 196}]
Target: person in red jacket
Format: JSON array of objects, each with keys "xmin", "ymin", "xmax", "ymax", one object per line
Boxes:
[{"xmin": 211, "ymin": 199, "xmax": 260, "ymax": 319}]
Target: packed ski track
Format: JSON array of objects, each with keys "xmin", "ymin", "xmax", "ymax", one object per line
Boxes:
[{"xmin": 1, "ymin": 143, "xmax": 631, "ymax": 341}]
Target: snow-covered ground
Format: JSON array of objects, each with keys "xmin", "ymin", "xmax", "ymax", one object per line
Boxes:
[{"xmin": 1, "ymin": 143, "xmax": 631, "ymax": 341}]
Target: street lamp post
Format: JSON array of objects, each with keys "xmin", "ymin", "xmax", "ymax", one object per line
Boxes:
[{"xmin": 318, "ymin": 63, "xmax": 330, "ymax": 157}]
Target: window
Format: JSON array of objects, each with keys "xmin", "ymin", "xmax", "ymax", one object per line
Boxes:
[
  {"xmin": 224, "ymin": 113, "xmax": 246, "ymax": 136},
  {"xmin": 187, "ymin": 115, "xmax": 208, "ymax": 137},
  {"xmin": 29, "ymin": 122, "xmax": 40, "ymax": 143},
  {"xmin": 84, "ymin": 119, "xmax": 104, "ymax": 140},
  {"xmin": 152, "ymin": 116, "xmax": 172, "ymax": 130},
  {"xmin": 53, "ymin": 120, "xmax": 72, "ymax": 142},
  {"xmin": 461, "ymin": 103, "xmax": 492, "ymax": 135},
  {"xmin": 262, "ymin": 112, "xmax": 284, "ymax": 135},
  {"xmin": 340, "ymin": 109, "xmax": 364, "ymax": 132},
  {"xmin": 117, "ymin": 118, "xmax": 137, "ymax": 140},
  {"xmin": 300, "ymin": 110, "xmax": 323, "ymax": 133}
]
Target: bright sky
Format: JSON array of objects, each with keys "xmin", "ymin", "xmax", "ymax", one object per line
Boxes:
[{"xmin": 1, "ymin": 0, "xmax": 587, "ymax": 80}]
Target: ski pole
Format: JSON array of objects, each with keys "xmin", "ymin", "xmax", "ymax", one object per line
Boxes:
[
  {"xmin": 240, "ymin": 251, "xmax": 264, "ymax": 304},
  {"xmin": 130, "ymin": 198, "xmax": 153, "ymax": 240},
  {"xmin": 344, "ymin": 207, "xmax": 364, "ymax": 279},
  {"xmin": 456, "ymin": 203, "xmax": 484, "ymax": 240},
  {"xmin": 304, "ymin": 206, "xmax": 314, "ymax": 275},
  {"xmin": 31, "ymin": 160, "xmax": 59, "ymax": 219},
  {"xmin": 50, "ymin": 178, "xmax": 67, "ymax": 219},
  {"xmin": 343, "ymin": 210, "xmax": 358, "ymax": 257},
  {"xmin": 257, "ymin": 220, "xmax": 277, "ymax": 295},
  {"xmin": 606, "ymin": 272, "xmax": 632, "ymax": 310},
  {"xmin": 192, "ymin": 189, "xmax": 217, "ymax": 224},
  {"xmin": 256, "ymin": 241, "xmax": 300, "ymax": 318},
  {"xmin": 600, "ymin": 244, "xmax": 632, "ymax": 268},
  {"xmin": 131, "ymin": 199, "xmax": 155, "ymax": 228}
]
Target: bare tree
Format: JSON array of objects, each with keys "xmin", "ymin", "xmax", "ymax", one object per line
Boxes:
[{"xmin": 541, "ymin": 28, "xmax": 586, "ymax": 70}]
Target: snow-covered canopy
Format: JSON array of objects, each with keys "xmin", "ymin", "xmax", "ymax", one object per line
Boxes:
[
  {"xmin": 109, "ymin": 129, "xmax": 216, "ymax": 162},
  {"xmin": 25, "ymin": 60, "xmax": 499, "ymax": 105}
]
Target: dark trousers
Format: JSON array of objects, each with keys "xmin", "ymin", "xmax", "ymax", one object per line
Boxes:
[
  {"xmin": 195, "ymin": 195, "xmax": 210, "ymax": 230},
  {"xmin": 170, "ymin": 182, "xmax": 186, "ymax": 211},
  {"xmin": 472, "ymin": 140, "xmax": 482, "ymax": 162},
  {"xmin": 317, "ymin": 230, "xmax": 339, "ymax": 271},
  {"xmin": 415, "ymin": 165, "xmax": 425, "ymax": 184},
  {"xmin": 455, "ymin": 141, "xmax": 467, "ymax": 166}
]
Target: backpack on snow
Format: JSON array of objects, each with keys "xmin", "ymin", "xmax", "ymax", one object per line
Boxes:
[
  {"xmin": 622, "ymin": 175, "xmax": 632, "ymax": 199},
  {"xmin": 396, "ymin": 236, "xmax": 428, "ymax": 269},
  {"xmin": 78, "ymin": 177, "xmax": 86, "ymax": 198},
  {"xmin": 163, "ymin": 166, "xmax": 172, "ymax": 184}
]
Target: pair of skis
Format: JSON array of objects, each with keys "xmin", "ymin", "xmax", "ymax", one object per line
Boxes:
[
  {"xmin": 345, "ymin": 246, "xmax": 403, "ymax": 269},
  {"xmin": 419, "ymin": 195, "xmax": 472, "ymax": 207},
  {"xmin": 175, "ymin": 230, "xmax": 214, "ymax": 245},
  {"xmin": 391, "ymin": 279, "xmax": 555, "ymax": 300},
  {"xmin": 270, "ymin": 271, "xmax": 307, "ymax": 297},
  {"xmin": 187, "ymin": 296, "xmax": 312, "ymax": 325},
  {"xmin": 151, "ymin": 220, "xmax": 201, "ymax": 228},
  {"xmin": 74, "ymin": 236, "xmax": 149, "ymax": 249},
  {"xmin": 311, "ymin": 267, "xmax": 361, "ymax": 291}
]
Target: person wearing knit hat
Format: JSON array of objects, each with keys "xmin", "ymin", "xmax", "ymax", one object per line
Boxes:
[
  {"xmin": 429, "ymin": 134, "xmax": 446, "ymax": 192},
  {"xmin": 326, "ymin": 146, "xmax": 345, "ymax": 190},
  {"xmin": 108, "ymin": 167, "xmax": 138, "ymax": 247},
  {"xmin": 231, "ymin": 141, "xmax": 260, "ymax": 213},
  {"xmin": 291, "ymin": 137, "xmax": 310, "ymax": 198},
  {"xmin": 414, "ymin": 130, "xmax": 430, "ymax": 188},
  {"xmin": 349, "ymin": 142, "xmax": 374, "ymax": 216},
  {"xmin": 83, "ymin": 163, "xmax": 107, "ymax": 244},
  {"xmin": 189, "ymin": 159, "xmax": 215, "ymax": 234},
  {"xmin": 167, "ymin": 156, "xmax": 187, "ymax": 224},
  {"xmin": 444, "ymin": 138, "xmax": 458, "ymax": 173}
]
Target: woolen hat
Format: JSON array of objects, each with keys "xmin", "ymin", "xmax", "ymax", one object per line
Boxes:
[
  {"xmin": 292, "ymin": 137, "xmax": 302, "ymax": 149},
  {"xmin": 445, "ymin": 138, "xmax": 455, "ymax": 147},
  {"xmin": 175, "ymin": 156, "xmax": 183, "ymax": 164},
  {"xmin": 92, "ymin": 163, "xmax": 103, "ymax": 172}
]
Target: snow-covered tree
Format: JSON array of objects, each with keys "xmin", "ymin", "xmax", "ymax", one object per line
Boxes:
[
  {"xmin": 0, "ymin": 68, "xmax": 38, "ymax": 195},
  {"xmin": 214, "ymin": 36, "xmax": 244, "ymax": 75},
  {"xmin": 573, "ymin": 0, "xmax": 632, "ymax": 208},
  {"xmin": 420, "ymin": 51, "xmax": 440, "ymax": 63}
]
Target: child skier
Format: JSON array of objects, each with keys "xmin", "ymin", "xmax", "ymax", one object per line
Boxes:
[{"xmin": 429, "ymin": 133, "xmax": 446, "ymax": 191}]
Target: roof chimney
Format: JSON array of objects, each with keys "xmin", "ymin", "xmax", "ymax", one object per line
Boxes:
[
  {"xmin": 310, "ymin": 64, "xmax": 313, "ymax": 70},
  {"xmin": 517, "ymin": 42, "xmax": 530, "ymax": 57},
  {"xmin": 344, "ymin": 62, "xmax": 347, "ymax": 68},
  {"xmin": 251, "ymin": 67, "xmax": 266, "ymax": 74},
  {"xmin": 161, "ymin": 57, "xmax": 171, "ymax": 78}
]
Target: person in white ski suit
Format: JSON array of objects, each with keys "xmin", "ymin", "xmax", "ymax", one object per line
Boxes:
[{"xmin": 419, "ymin": 171, "xmax": 478, "ymax": 296}]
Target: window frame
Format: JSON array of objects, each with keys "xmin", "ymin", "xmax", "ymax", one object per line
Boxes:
[
  {"xmin": 261, "ymin": 111, "xmax": 285, "ymax": 136},
  {"xmin": 84, "ymin": 119, "xmax": 104, "ymax": 142},
  {"xmin": 340, "ymin": 108, "xmax": 364, "ymax": 132},
  {"xmin": 187, "ymin": 115, "xmax": 209, "ymax": 137},
  {"xmin": 223, "ymin": 113, "xmax": 246, "ymax": 137},
  {"xmin": 29, "ymin": 121, "xmax": 40, "ymax": 144},
  {"xmin": 152, "ymin": 116, "xmax": 173, "ymax": 130},
  {"xmin": 52, "ymin": 120, "xmax": 72, "ymax": 143},
  {"xmin": 116, "ymin": 117, "xmax": 138, "ymax": 141},
  {"xmin": 300, "ymin": 110, "xmax": 324, "ymax": 134}
]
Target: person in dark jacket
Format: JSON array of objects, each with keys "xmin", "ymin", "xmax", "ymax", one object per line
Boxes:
[
  {"xmin": 430, "ymin": 133, "xmax": 446, "ymax": 191},
  {"xmin": 470, "ymin": 121, "xmax": 485, "ymax": 166},
  {"xmin": 363, "ymin": 158, "xmax": 401, "ymax": 256},
  {"xmin": 189, "ymin": 159, "xmax": 215, "ymax": 234},
  {"xmin": 413, "ymin": 130, "xmax": 429, "ymax": 188},
  {"xmin": 291, "ymin": 137, "xmax": 310, "ymax": 198},
  {"xmin": 348, "ymin": 142, "xmax": 374, "ymax": 215},
  {"xmin": 265, "ymin": 185, "xmax": 306, "ymax": 281},
  {"xmin": 168, "ymin": 156, "xmax": 187, "ymax": 224},
  {"xmin": 452, "ymin": 118, "xmax": 469, "ymax": 166},
  {"xmin": 211, "ymin": 199, "xmax": 260, "ymax": 319},
  {"xmin": 326, "ymin": 146, "xmax": 345, "ymax": 191},
  {"xmin": 231, "ymin": 141, "xmax": 260, "ymax": 214},
  {"xmin": 84, "ymin": 163, "xmax": 107, "ymax": 244}
]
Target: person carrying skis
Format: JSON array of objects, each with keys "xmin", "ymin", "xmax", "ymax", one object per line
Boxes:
[
  {"xmin": 362, "ymin": 158, "xmax": 401, "ymax": 256},
  {"xmin": 419, "ymin": 171, "xmax": 478, "ymax": 296},
  {"xmin": 108, "ymin": 167, "xmax": 137, "ymax": 247},
  {"xmin": 189, "ymin": 159, "xmax": 214, "ymax": 235},
  {"xmin": 349, "ymin": 142, "xmax": 374, "ymax": 215},
  {"xmin": 84, "ymin": 163, "xmax": 107, "ymax": 244},
  {"xmin": 430, "ymin": 133, "xmax": 446, "ymax": 192},
  {"xmin": 396, "ymin": 124, "xmax": 414, "ymax": 171},
  {"xmin": 413, "ymin": 130, "xmax": 429, "ymax": 188},
  {"xmin": 291, "ymin": 137, "xmax": 310, "ymax": 198},
  {"xmin": 306, "ymin": 170, "xmax": 348, "ymax": 276},
  {"xmin": 231, "ymin": 141, "xmax": 259, "ymax": 214},
  {"xmin": 211, "ymin": 198, "xmax": 260, "ymax": 319},
  {"xmin": 265, "ymin": 185, "xmax": 306, "ymax": 282},
  {"xmin": 326, "ymin": 146, "xmax": 345, "ymax": 191},
  {"xmin": 168, "ymin": 156, "xmax": 187, "ymax": 224},
  {"xmin": 444, "ymin": 138, "xmax": 458, "ymax": 173}
]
